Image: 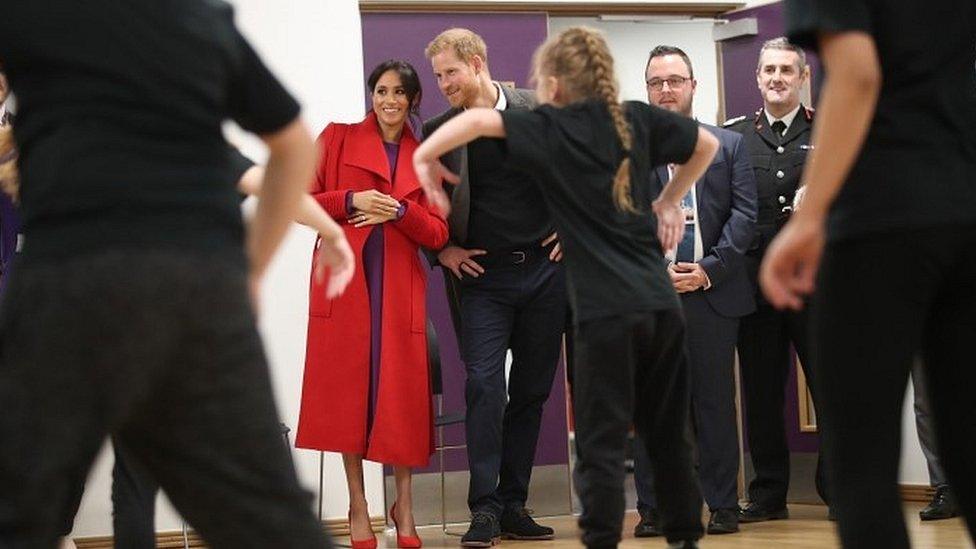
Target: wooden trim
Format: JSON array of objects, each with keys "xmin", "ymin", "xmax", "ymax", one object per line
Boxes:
[
  {"xmin": 359, "ymin": 1, "xmax": 743, "ymax": 17},
  {"xmin": 901, "ymin": 484, "xmax": 936, "ymax": 503},
  {"xmin": 796, "ymin": 358, "xmax": 818, "ymax": 433},
  {"xmin": 73, "ymin": 516, "xmax": 387, "ymax": 549}
]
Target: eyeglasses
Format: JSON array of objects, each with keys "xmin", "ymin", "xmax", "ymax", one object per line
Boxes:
[{"xmin": 646, "ymin": 76, "xmax": 690, "ymax": 91}]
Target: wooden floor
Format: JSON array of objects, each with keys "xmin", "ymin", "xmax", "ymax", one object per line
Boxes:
[{"xmin": 355, "ymin": 504, "xmax": 972, "ymax": 549}]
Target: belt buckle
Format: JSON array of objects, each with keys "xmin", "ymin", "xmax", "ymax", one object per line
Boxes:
[{"xmin": 511, "ymin": 251, "xmax": 526, "ymax": 264}]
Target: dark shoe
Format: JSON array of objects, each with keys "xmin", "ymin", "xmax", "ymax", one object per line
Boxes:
[
  {"xmin": 461, "ymin": 512, "xmax": 501, "ymax": 547},
  {"xmin": 738, "ymin": 502, "xmax": 789, "ymax": 523},
  {"xmin": 633, "ymin": 507, "xmax": 662, "ymax": 538},
  {"xmin": 920, "ymin": 485, "xmax": 960, "ymax": 521},
  {"xmin": 667, "ymin": 542, "xmax": 700, "ymax": 549},
  {"xmin": 500, "ymin": 507, "xmax": 553, "ymax": 540},
  {"xmin": 707, "ymin": 509, "xmax": 739, "ymax": 535}
]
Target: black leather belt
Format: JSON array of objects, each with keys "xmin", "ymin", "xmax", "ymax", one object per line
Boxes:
[{"xmin": 478, "ymin": 244, "xmax": 552, "ymax": 268}]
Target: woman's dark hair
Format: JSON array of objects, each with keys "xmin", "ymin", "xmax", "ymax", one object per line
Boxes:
[{"xmin": 367, "ymin": 59, "xmax": 423, "ymax": 116}]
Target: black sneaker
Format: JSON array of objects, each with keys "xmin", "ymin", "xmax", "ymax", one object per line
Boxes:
[
  {"xmin": 500, "ymin": 507, "xmax": 554, "ymax": 540},
  {"xmin": 707, "ymin": 508, "xmax": 739, "ymax": 535},
  {"xmin": 920, "ymin": 484, "xmax": 960, "ymax": 521},
  {"xmin": 461, "ymin": 512, "xmax": 501, "ymax": 547},
  {"xmin": 738, "ymin": 502, "xmax": 790, "ymax": 523},
  {"xmin": 633, "ymin": 507, "xmax": 662, "ymax": 538}
]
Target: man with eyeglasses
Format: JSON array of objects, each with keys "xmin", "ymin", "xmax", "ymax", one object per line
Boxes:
[
  {"xmin": 631, "ymin": 44, "xmax": 757, "ymax": 538},
  {"xmin": 723, "ymin": 37, "xmax": 829, "ymax": 524}
]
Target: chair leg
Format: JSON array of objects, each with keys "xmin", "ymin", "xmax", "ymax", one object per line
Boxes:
[
  {"xmin": 318, "ymin": 451, "xmax": 325, "ymax": 522},
  {"xmin": 182, "ymin": 520, "xmax": 190, "ymax": 549}
]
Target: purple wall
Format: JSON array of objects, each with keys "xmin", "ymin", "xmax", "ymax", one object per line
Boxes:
[
  {"xmin": 361, "ymin": 13, "xmax": 571, "ymax": 474},
  {"xmin": 722, "ymin": 2, "xmax": 821, "ymax": 121},
  {"xmin": 721, "ymin": 1, "xmax": 820, "ymax": 453},
  {"xmin": 361, "ymin": 13, "xmax": 548, "ymax": 124}
]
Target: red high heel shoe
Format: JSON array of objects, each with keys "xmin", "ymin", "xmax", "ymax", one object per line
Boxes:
[
  {"xmin": 348, "ymin": 511, "xmax": 377, "ymax": 549},
  {"xmin": 390, "ymin": 502, "xmax": 423, "ymax": 548}
]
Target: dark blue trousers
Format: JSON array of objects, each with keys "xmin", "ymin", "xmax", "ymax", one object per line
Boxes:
[
  {"xmin": 457, "ymin": 254, "xmax": 566, "ymax": 517},
  {"xmin": 633, "ymin": 291, "xmax": 740, "ymax": 512}
]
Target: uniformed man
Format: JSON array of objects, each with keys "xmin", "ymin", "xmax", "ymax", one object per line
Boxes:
[{"xmin": 725, "ymin": 36, "xmax": 828, "ymax": 523}]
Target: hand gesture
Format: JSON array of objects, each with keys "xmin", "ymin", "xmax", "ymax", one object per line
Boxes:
[
  {"xmin": 760, "ymin": 215, "xmax": 824, "ymax": 310},
  {"xmin": 652, "ymin": 197, "xmax": 686, "ymax": 253},
  {"xmin": 669, "ymin": 262, "xmax": 706, "ymax": 293},
  {"xmin": 315, "ymin": 234, "xmax": 356, "ymax": 299},
  {"xmin": 414, "ymin": 156, "xmax": 459, "ymax": 217},
  {"xmin": 438, "ymin": 245, "xmax": 487, "ymax": 279},
  {"xmin": 541, "ymin": 232, "xmax": 563, "ymax": 262},
  {"xmin": 347, "ymin": 209, "xmax": 397, "ymax": 228},
  {"xmin": 351, "ymin": 190, "xmax": 400, "ymax": 217}
]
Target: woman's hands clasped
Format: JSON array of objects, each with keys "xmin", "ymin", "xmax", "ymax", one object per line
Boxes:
[{"xmin": 348, "ymin": 189, "xmax": 400, "ymax": 228}]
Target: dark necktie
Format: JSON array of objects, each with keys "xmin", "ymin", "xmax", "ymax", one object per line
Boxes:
[{"xmin": 771, "ymin": 120, "xmax": 787, "ymax": 143}]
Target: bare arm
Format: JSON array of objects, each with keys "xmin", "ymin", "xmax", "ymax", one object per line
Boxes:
[
  {"xmin": 653, "ymin": 127, "xmax": 720, "ymax": 252},
  {"xmin": 661, "ymin": 127, "xmax": 719, "ymax": 204},
  {"xmin": 760, "ymin": 30, "xmax": 882, "ymax": 309},
  {"xmin": 414, "ymin": 108, "xmax": 502, "ymax": 215},
  {"xmin": 247, "ymin": 118, "xmax": 316, "ymax": 280},
  {"xmin": 238, "ymin": 163, "xmax": 354, "ymax": 299},
  {"xmin": 238, "ymin": 164, "xmax": 345, "ymax": 243}
]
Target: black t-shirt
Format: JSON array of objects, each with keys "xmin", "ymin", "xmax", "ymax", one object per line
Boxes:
[
  {"xmin": 0, "ymin": 0, "xmax": 300, "ymax": 261},
  {"xmin": 501, "ymin": 100, "xmax": 699, "ymax": 323},
  {"xmin": 466, "ymin": 136, "xmax": 553, "ymax": 251},
  {"xmin": 787, "ymin": 0, "xmax": 976, "ymax": 240}
]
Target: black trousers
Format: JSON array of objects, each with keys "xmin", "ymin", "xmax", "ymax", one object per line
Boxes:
[
  {"xmin": 738, "ymin": 300, "xmax": 828, "ymax": 508},
  {"xmin": 0, "ymin": 250, "xmax": 329, "ymax": 549},
  {"xmin": 457, "ymin": 255, "xmax": 566, "ymax": 516},
  {"xmin": 812, "ymin": 225, "xmax": 976, "ymax": 548},
  {"xmin": 574, "ymin": 310, "xmax": 703, "ymax": 548},
  {"xmin": 632, "ymin": 292, "xmax": 740, "ymax": 511},
  {"xmin": 111, "ymin": 441, "xmax": 158, "ymax": 548}
]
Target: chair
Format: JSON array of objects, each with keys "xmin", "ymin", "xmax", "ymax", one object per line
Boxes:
[{"xmin": 428, "ymin": 317, "xmax": 467, "ymax": 535}]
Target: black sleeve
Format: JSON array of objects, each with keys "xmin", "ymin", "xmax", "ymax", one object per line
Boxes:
[
  {"xmin": 226, "ymin": 27, "xmax": 301, "ymax": 135},
  {"xmin": 638, "ymin": 103, "xmax": 699, "ymax": 167},
  {"xmin": 499, "ymin": 109, "xmax": 551, "ymax": 175},
  {"xmin": 786, "ymin": 0, "xmax": 874, "ymax": 52},
  {"xmin": 228, "ymin": 147, "xmax": 255, "ymax": 182}
]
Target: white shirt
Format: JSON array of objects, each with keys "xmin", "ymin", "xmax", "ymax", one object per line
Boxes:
[
  {"xmin": 765, "ymin": 104, "xmax": 801, "ymax": 136},
  {"xmin": 665, "ymin": 165, "xmax": 704, "ymax": 263},
  {"xmin": 492, "ymin": 81, "xmax": 507, "ymax": 111},
  {"xmin": 664, "ymin": 165, "xmax": 712, "ymax": 290}
]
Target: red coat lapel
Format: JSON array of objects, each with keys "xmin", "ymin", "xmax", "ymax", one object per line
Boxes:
[
  {"xmin": 343, "ymin": 111, "xmax": 390, "ymax": 181},
  {"xmin": 343, "ymin": 111, "xmax": 421, "ymax": 199}
]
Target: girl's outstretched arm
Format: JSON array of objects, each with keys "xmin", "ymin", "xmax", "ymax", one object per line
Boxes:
[
  {"xmin": 653, "ymin": 127, "xmax": 719, "ymax": 252},
  {"xmin": 239, "ymin": 164, "xmax": 355, "ymax": 299},
  {"xmin": 414, "ymin": 108, "xmax": 504, "ymax": 215}
]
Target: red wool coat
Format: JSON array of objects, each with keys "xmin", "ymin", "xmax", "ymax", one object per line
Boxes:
[{"xmin": 295, "ymin": 112, "xmax": 448, "ymax": 467}]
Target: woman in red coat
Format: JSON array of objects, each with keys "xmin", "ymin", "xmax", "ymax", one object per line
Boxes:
[{"xmin": 296, "ymin": 60, "xmax": 448, "ymax": 549}]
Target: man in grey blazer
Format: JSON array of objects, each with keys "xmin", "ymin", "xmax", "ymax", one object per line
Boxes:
[
  {"xmin": 423, "ymin": 28, "xmax": 566, "ymax": 547},
  {"xmin": 631, "ymin": 45, "xmax": 757, "ymax": 538}
]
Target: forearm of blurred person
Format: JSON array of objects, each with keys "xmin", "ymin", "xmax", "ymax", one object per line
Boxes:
[
  {"xmin": 247, "ymin": 118, "xmax": 316, "ymax": 280},
  {"xmin": 791, "ymin": 31, "xmax": 881, "ymax": 223},
  {"xmin": 660, "ymin": 127, "xmax": 718, "ymax": 205},
  {"xmin": 238, "ymin": 163, "xmax": 345, "ymax": 244}
]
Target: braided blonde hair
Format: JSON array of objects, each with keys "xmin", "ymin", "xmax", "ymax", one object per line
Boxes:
[
  {"xmin": 534, "ymin": 27, "xmax": 635, "ymax": 212},
  {"xmin": 0, "ymin": 127, "xmax": 17, "ymax": 202}
]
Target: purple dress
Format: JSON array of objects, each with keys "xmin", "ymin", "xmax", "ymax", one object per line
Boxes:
[{"xmin": 361, "ymin": 141, "xmax": 399, "ymax": 431}]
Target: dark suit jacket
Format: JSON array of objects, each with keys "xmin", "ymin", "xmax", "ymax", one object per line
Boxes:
[
  {"xmin": 421, "ymin": 85, "xmax": 537, "ymax": 248},
  {"xmin": 655, "ymin": 123, "xmax": 758, "ymax": 318}
]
